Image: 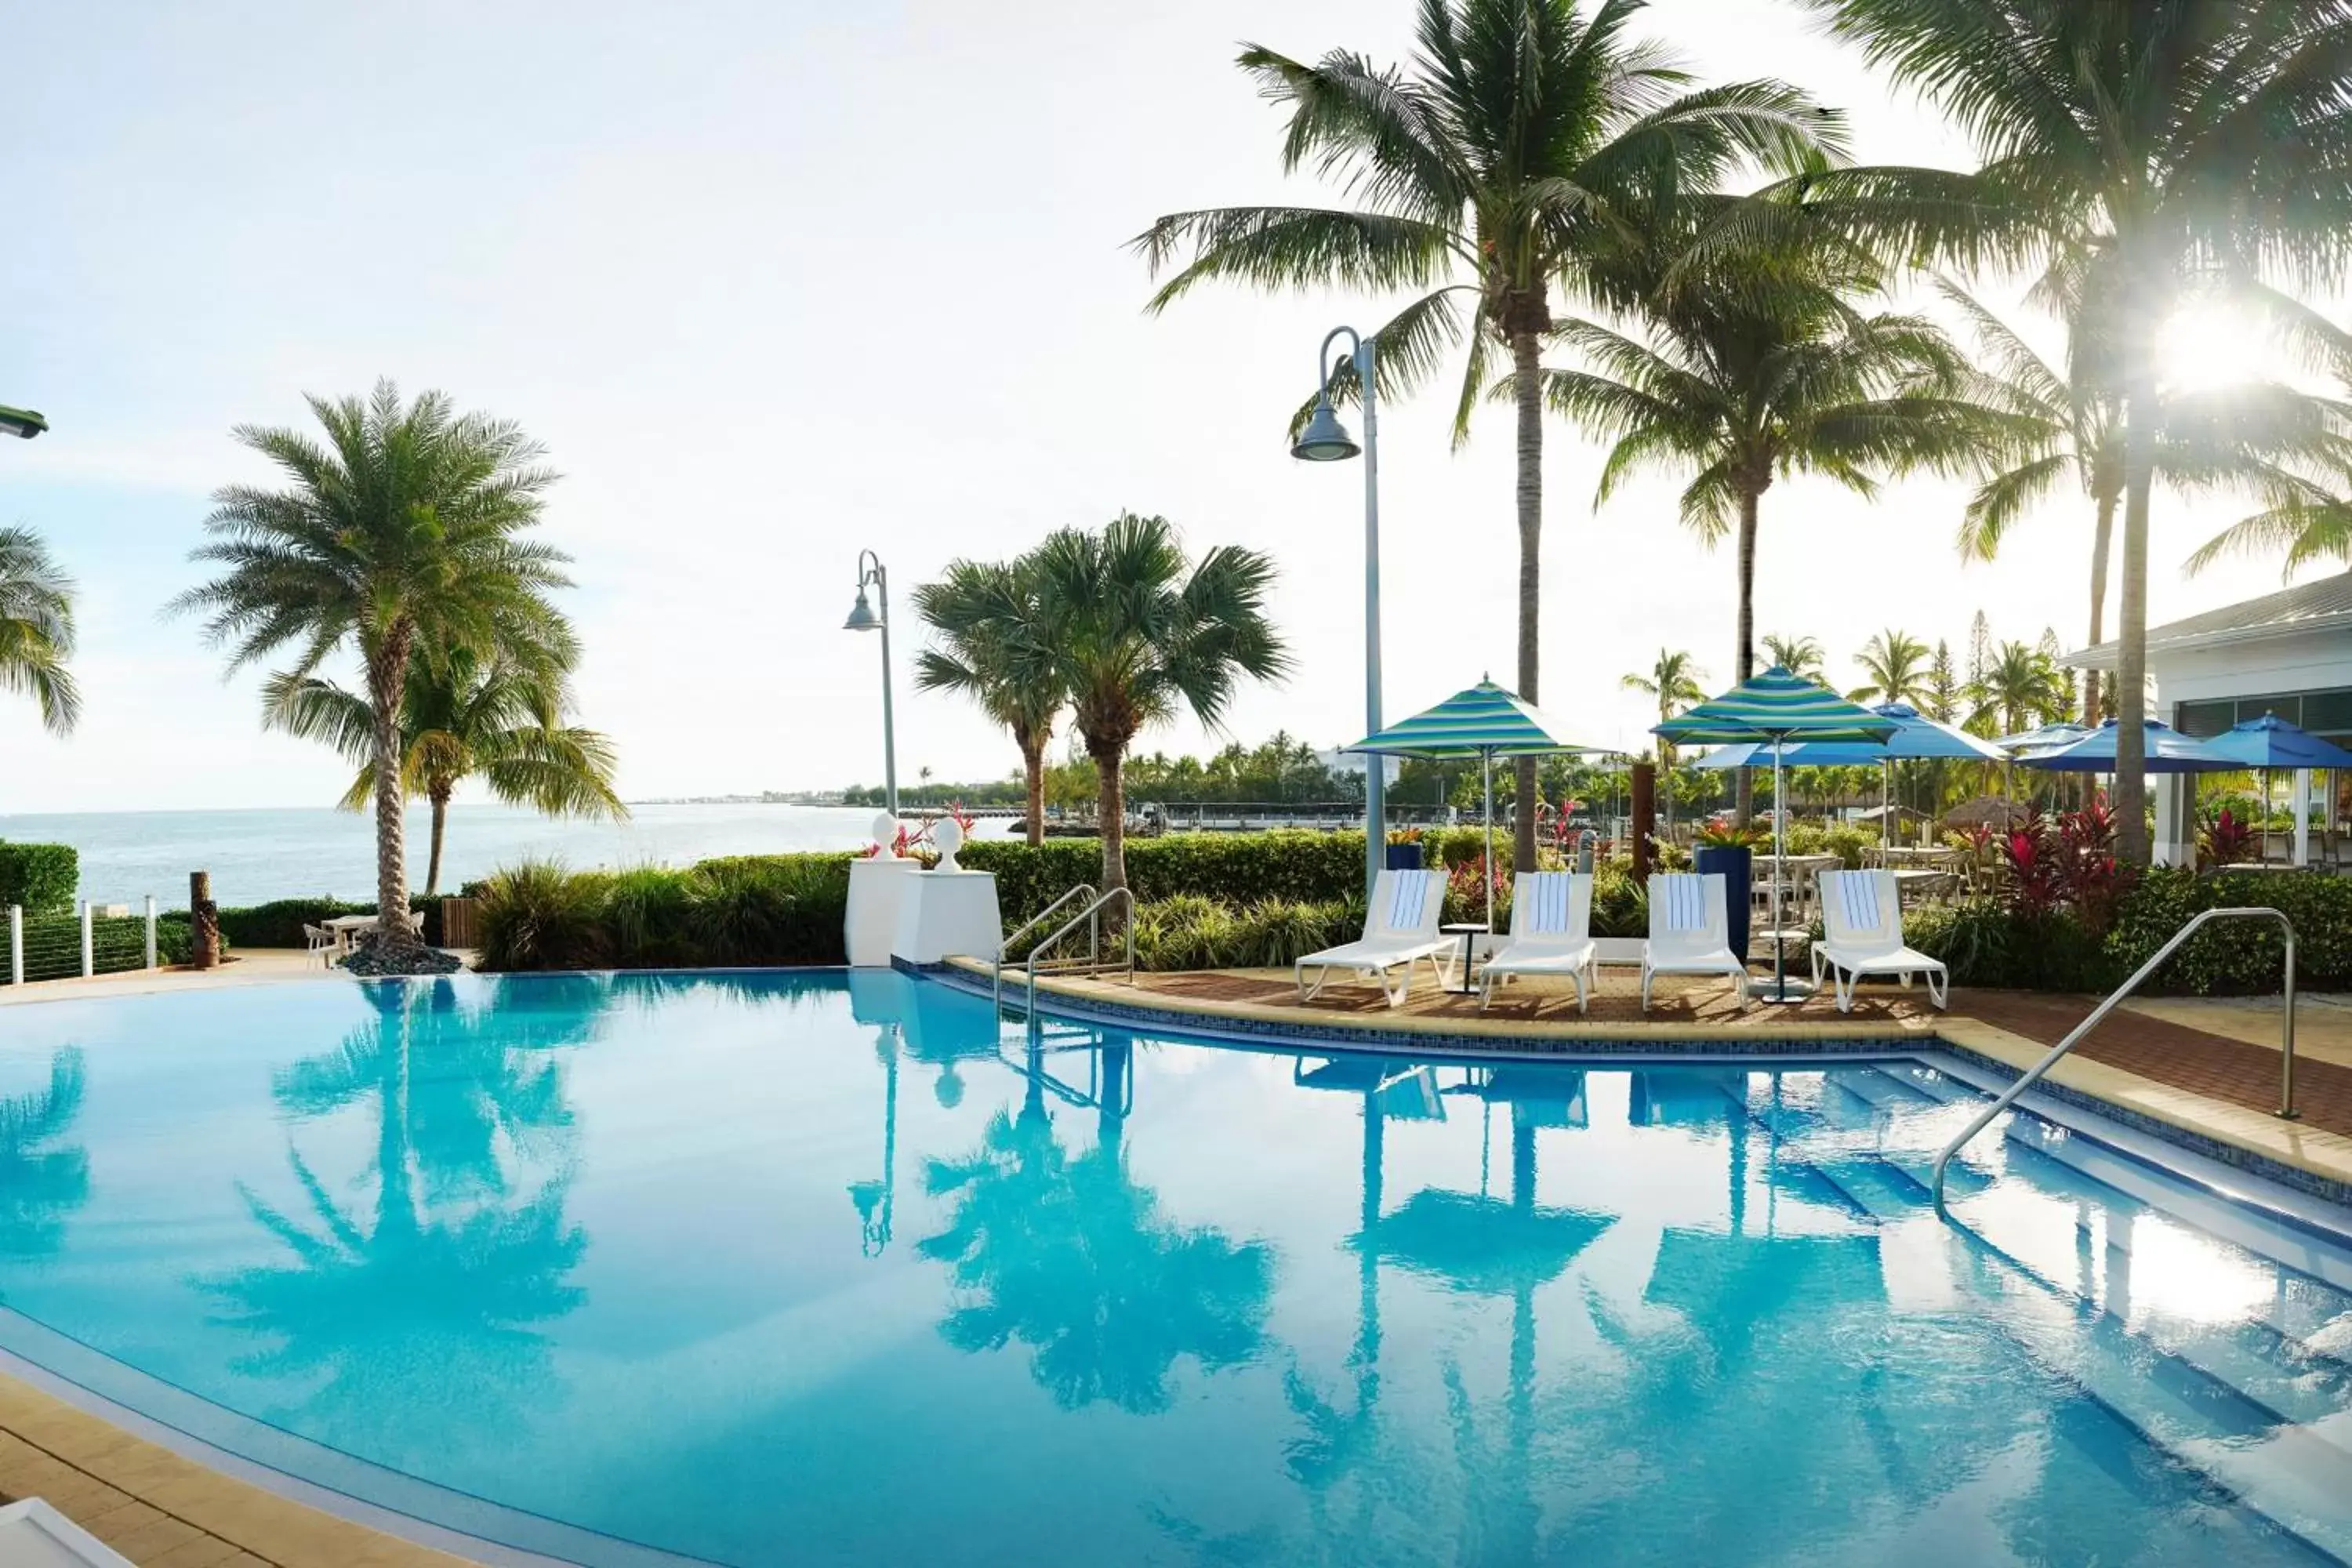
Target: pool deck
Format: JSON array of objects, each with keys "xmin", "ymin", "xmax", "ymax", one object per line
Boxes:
[{"xmin": 0, "ymin": 1372, "xmax": 470, "ymax": 1566}]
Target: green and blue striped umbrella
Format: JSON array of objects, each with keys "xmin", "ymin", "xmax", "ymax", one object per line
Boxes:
[
  {"xmin": 1652, "ymin": 668, "xmax": 1892, "ymax": 1004},
  {"xmin": 1653, "ymin": 666, "xmax": 1897, "ymax": 746},
  {"xmin": 1349, "ymin": 679, "xmax": 1599, "ymax": 759},
  {"xmin": 1348, "ymin": 679, "xmax": 1598, "ymax": 934}
]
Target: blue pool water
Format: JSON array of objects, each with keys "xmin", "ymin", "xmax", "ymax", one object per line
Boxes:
[{"xmin": 0, "ymin": 971, "xmax": 2347, "ymax": 1565}]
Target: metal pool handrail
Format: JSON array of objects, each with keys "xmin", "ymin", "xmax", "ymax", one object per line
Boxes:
[
  {"xmin": 1024, "ymin": 886, "xmax": 1134, "ymax": 1022},
  {"xmin": 993, "ymin": 884, "xmax": 1096, "ymax": 1016},
  {"xmin": 1929, "ymin": 906, "xmax": 2296, "ymax": 1214}
]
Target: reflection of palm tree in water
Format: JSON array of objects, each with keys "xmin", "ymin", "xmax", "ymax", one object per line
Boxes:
[
  {"xmin": 0, "ymin": 1049, "xmax": 89, "ymax": 1259},
  {"xmin": 920, "ymin": 1040, "xmax": 1273, "ymax": 1414},
  {"xmin": 208, "ymin": 979, "xmax": 586, "ymax": 1466}
]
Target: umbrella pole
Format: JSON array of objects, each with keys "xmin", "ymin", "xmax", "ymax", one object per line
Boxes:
[
  {"xmin": 1483, "ymin": 750, "xmax": 1495, "ymax": 934},
  {"xmin": 1882, "ymin": 760, "xmax": 1893, "ymax": 851},
  {"xmin": 1773, "ymin": 735, "xmax": 1788, "ymax": 1000}
]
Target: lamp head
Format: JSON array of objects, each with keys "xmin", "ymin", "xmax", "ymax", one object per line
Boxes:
[
  {"xmin": 0, "ymin": 405, "xmax": 48, "ymax": 441},
  {"xmin": 844, "ymin": 588, "xmax": 883, "ymax": 632},
  {"xmin": 1290, "ymin": 397, "xmax": 1360, "ymax": 462}
]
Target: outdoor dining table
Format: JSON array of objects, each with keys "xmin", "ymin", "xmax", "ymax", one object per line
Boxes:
[
  {"xmin": 323, "ymin": 913, "xmax": 379, "ymax": 954},
  {"xmin": 1875, "ymin": 845, "xmax": 1965, "ymax": 867}
]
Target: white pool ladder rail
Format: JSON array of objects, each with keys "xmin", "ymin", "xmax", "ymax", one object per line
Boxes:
[{"xmin": 1929, "ymin": 905, "xmax": 2297, "ymax": 1213}]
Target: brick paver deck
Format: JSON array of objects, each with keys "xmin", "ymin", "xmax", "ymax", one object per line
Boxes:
[{"xmin": 1958, "ymin": 991, "xmax": 2340, "ymax": 1134}]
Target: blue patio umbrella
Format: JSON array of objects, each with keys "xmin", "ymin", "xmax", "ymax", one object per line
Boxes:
[
  {"xmin": 1994, "ymin": 720, "xmax": 2090, "ymax": 753},
  {"xmin": 2015, "ymin": 718, "xmax": 2239, "ymax": 774},
  {"xmin": 1350, "ymin": 679, "xmax": 1602, "ymax": 931},
  {"xmin": 1692, "ymin": 704, "xmax": 2009, "ymax": 850},
  {"xmin": 2202, "ymin": 714, "xmax": 2352, "ymax": 862},
  {"xmin": 1656, "ymin": 670, "xmax": 1896, "ymax": 1004},
  {"xmin": 2205, "ymin": 712, "xmax": 2352, "ymax": 771}
]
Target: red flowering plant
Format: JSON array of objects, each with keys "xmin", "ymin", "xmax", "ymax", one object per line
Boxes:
[
  {"xmin": 855, "ymin": 802, "xmax": 975, "ymax": 861},
  {"xmin": 2199, "ymin": 806, "xmax": 2257, "ymax": 869},
  {"xmin": 2002, "ymin": 795, "xmax": 2135, "ymax": 933},
  {"xmin": 1443, "ymin": 851, "xmax": 1509, "ymax": 927}
]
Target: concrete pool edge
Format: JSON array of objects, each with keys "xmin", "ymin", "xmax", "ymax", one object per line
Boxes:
[{"xmin": 935, "ymin": 958, "xmax": 2352, "ymax": 1211}]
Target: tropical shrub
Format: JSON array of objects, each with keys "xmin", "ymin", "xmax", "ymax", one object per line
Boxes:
[
  {"xmin": 0, "ymin": 843, "xmax": 77, "ymax": 915},
  {"xmin": 475, "ymin": 856, "xmax": 854, "ymax": 972},
  {"xmin": 2198, "ymin": 807, "xmax": 2257, "ymax": 869}
]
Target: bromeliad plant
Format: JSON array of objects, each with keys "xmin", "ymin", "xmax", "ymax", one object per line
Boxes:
[{"xmin": 1693, "ymin": 816, "xmax": 1767, "ymax": 851}]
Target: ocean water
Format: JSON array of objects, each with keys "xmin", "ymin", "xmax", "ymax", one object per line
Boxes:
[
  {"xmin": 0, "ymin": 971, "xmax": 2343, "ymax": 1566},
  {"xmin": 0, "ymin": 801, "xmax": 1022, "ymax": 906}
]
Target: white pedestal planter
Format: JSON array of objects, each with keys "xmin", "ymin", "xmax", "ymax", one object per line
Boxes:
[
  {"xmin": 892, "ymin": 870, "xmax": 1004, "ymax": 966},
  {"xmin": 844, "ymin": 856, "xmax": 920, "ymax": 967}
]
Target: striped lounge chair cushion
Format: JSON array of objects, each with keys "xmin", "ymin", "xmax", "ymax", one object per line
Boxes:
[
  {"xmin": 1520, "ymin": 875, "xmax": 1571, "ymax": 934},
  {"xmin": 1660, "ymin": 875, "xmax": 1706, "ymax": 931}
]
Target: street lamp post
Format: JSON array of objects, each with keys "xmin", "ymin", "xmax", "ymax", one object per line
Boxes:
[
  {"xmin": 0, "ymin": 406, "xmax": 48, "ymax": 441},
  {"xmin": 844, "ymin": 550, "xmax": 899, "ymax": 817},
  {"xmin": 1293, "ymin": 328, "xmax": 1384, "ymax": 901}
]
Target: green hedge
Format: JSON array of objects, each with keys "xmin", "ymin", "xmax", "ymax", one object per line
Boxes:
[
  {"xmin": 475, "ymin": 857, "xmax": 851, "ymax": 971},
  {"xmin": 5, "ymin": 912, "xmax": 192, "ymax": 984},
  {"xmin": 1900, "ymin": 867, "xmax": 2352, "ymax": 996},
  {"xmin": 0, "ymin": 844, "xmax": 77, "ymax": 916}
]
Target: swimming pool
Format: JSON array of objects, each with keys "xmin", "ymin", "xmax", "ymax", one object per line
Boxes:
[{"xmin": 0, "ymin": 969, "xmax": 2347, "ymax": 1565}]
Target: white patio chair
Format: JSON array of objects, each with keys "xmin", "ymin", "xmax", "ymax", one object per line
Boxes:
[
  {"xmin": 1479, "ymin": 871, "xmax": 1596, "ymax": 1012},
  {"xmin": 301, "ymin": 923, "xmax": 336, "ymax": 967},
  {"xmin": 1811, "ymin": 869, "xmax": 1949, "ymax": 1012},
  {"xmin": 1641, "ymin": 873, "xmax": 1749, "ymax": 1013},
  {"xmin": 1295, "ymin": 868, "xmax": 1454, "ymax": 1007}
]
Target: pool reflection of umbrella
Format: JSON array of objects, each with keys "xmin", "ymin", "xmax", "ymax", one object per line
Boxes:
[
  {"xmin": 1349, "ymin": 679, "xmax": 1602, "ymax": 930},
  {"xmin": 1657, "ymin": 669, "xmax": 1896, "ymax": 1003},
  {"xmin": 1363, "ymin": 1188, "xmax": 1612, "ymax": 1295}
]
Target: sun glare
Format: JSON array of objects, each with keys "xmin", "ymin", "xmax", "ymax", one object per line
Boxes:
[{"xmin": 2160, "ymin": 307, "xmax": 2278, "ymax": 394}]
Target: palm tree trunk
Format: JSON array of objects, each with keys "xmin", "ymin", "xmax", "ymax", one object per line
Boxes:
[
  {"xmin": 425, "ymin": 782, "xmax": 452, "ymax": 898},
  {"xmin": 2085, "ymin": 488, "xmax": 2116, "ymax": 725},
  {"xmin": 1093, "ymin": 739, "xmax": 1128, "ymax": 916},
  {"xmin": 1733, "ymin": 482, "xmax": 1761, "ymax": 826},
  {"xmin": 1021, "ymin": 736, "xmax": 1046, "ymax": 850},
  {"xmin": 1511, "ymin": 329, "xmax": 1543, "ymax": 874},
  {"xmin": 2116, "ymin": 396, "xmax": 2154, "ymax": 865},
  {"xmin": 368, "ymin": 626, "xmax": 418, "ymax": 941}
]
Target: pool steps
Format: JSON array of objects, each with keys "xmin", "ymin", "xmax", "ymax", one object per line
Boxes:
[{"xmin": 1737, "ymin": 1070, "xmax": 2352, "ymax": 1562}]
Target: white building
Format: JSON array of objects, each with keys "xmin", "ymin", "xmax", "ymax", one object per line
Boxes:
[{"xmin": 2067, "ymin": 572, "xmax": 2352, "ymax": 866}]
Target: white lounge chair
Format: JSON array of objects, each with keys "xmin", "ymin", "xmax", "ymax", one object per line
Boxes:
[
  {"xmin": 1642, "ymin": 873, "xmax": 1749, "ymax": 1013},
  {"xmin": 1479, "ymin": 871, "xmax": 1596, "ymax": 1012},
  {"xmin": 1295, "ymin": 868, "xmax": 1454, "ymax": 1007},
  {"xmin": 1811, "ymin": 869, "xmax": 1950, "ymax": 1011}
]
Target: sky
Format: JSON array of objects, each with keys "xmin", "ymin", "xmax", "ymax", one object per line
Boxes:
[{"xmin": 0, "ymin": 0, "xmax": 2328, "ymax": 813}]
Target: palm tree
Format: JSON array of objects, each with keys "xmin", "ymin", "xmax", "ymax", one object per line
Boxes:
[
  {"xmin": 1135, "ymin": 0, "xmax": 1838, "ymax": 869},
  {"xmin": 1848, "ymin": 629, "xmax": 1933, "ymax": 706},
  {"xmin": 1544, "ymin": 239, "xmax": 2013, "ymax": 815},
  {"xmin": 173, "ymin": 382, "xmax": 568, "ymax": 958},
  {"xmin": 0, "ymin": 528, "xmax": 78, "ymax": 737},
  {"xmin": 912, "ymin": 557, "xmax": 1063, "ymax": 849},
  {"xmin": 1621, "ymin": 649, "xmax": 1705, "ymax": 833},
  {"xmin": 1969, "ymin": 638, "xmax": 2067, "ymax": 798},
  {"xmin": 263, "ymin": 643, "xmax": 624, "ymax": 898},
  {"xmin": 1799, "ymin": 0, "xmax": 2352, "ymax": 862},
  {"xmin": 1006, "ymin": 514, "xmax": 1287, "ymax": 903},
  {"xmin": 1942, "ymin": 280, "xmax": 2336, "ymax": 726},
  {"xmin": 1760, "ymin": 634, "xmax": 1828, "ymax": 686}
]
